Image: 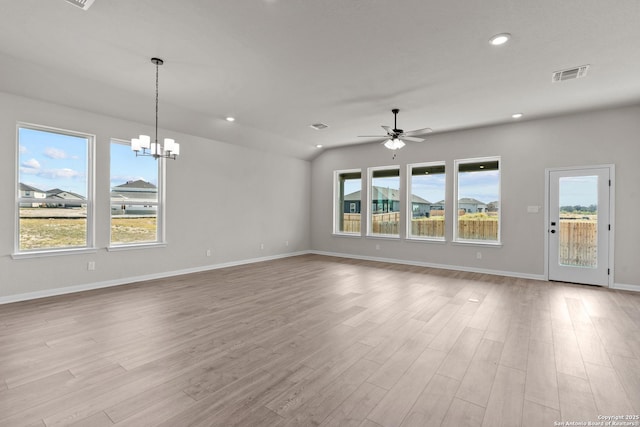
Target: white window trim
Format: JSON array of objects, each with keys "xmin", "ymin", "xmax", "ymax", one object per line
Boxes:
[
  {"xmin": 14, "ymin": 122, "xmax": 96, "ymax": 256},
  {"xmin": 453, "ymin": 156, "xmax": 501, "ymax": 245},
  {"xmin": 108, "ymin": 138, "xmax": 166, "ymax": 248},
  {"xmin": 332, "ymin": 169, "xmax": 362, "ymax": 237},
  {"xmin": 406, "ymin": 161, "xmax": 446, "ymax": 242},
  {"xmin": 367, "ymin": 165, "xmax": 401, "ymax": 239}
]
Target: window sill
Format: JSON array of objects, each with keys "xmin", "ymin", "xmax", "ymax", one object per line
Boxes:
[
  {"xmin": 12, "ymin": 247, "xmax": 98, "ymax": 260},
  {"xmin": 332, "ymin": 233, "xmax": 361, "ymax": 238},
  {"xmin": 406, "ymin": 237, "xmax": 446, "ymax": 244},
  {"xmin": 108, "ymin": 242, "xmax": 167, "ymax": 252},
  {"xmin": 452, "ymin": 240, "xmax": 502, "ymax": 248},
  {"xmin": 366, "ymin": 234, "xmax": 401, "ymax": 240}
]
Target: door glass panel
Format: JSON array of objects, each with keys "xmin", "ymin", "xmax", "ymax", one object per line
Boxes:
[{"xmin": 558, "ymin": 176, "xmax": 598, "ymax": 268}]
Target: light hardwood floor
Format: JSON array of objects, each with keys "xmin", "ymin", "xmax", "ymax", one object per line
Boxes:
[{"xmin": 1, "ymin": 254, "xmax": 639, "ymax": 426}]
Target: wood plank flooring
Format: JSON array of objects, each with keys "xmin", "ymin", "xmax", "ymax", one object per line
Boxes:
[{"xmin": 1, "ymin": 254, "xmax": 639, "ymax": 426}]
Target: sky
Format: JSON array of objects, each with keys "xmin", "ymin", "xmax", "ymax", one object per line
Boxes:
[
  {"xmin": 110, "ymin": 141, "xmax": 158, "ymax": 189},
  {"xmin": 19, "ymin": 128, "xmax": 157, "ymax": 197},
  {"xmin": 559, "ymin": 176, "xmax": 598, "ymax": 207}
]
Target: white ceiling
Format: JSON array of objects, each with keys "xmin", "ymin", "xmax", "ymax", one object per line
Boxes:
[{"xmin": 1, "ymin": 0, "xmax": 639, "ymax": 160}]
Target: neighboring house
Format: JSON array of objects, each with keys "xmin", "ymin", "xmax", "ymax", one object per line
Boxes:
[
  {"xmin": 45, "ymin": 188, "xmax": 86, "ymax": 208},
  {"xmin": 371, "ymin": 187, "xmax": 401, "ymax": 213},
  {"xmin": 458, "ymin": 197, "xmax": 487, "ymax": 213},
  {"xmin": 487, "ymin": 201, "xmax": 499, "ymax": 212},
  {"xmin": 343, "ymin": 190, "xmax": 362, "ymax": 214},
  {"xmin": 111, "ymin": 179, "xmax": 158, "ymax": 215},
  {"xmin": 19, "ymin": 183, "xmax": 46, "ymax": 207},
  {"xmin": 410, "ymin": 194, "xmax": 431, "ymax": 217},
  {"xmin": 429, "ymin": 200, "xmax": 446, "ymax": 216},
  {"xmin": 343, "ymin": 187, "xmax": 430, "ymax": 216}
]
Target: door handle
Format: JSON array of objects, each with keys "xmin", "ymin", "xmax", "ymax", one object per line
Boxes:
[{"xmin": 550, "ymin": 229, "xmax": 556, "ymax": 234}]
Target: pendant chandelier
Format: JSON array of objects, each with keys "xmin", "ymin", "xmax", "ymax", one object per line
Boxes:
[{"xmin": 131, "ymin": 57, "xmax": 180, "ymax": 160}]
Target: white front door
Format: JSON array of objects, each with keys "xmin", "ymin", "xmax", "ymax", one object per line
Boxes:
[{"xmin": 547, "ymin": 167, "xmax": 611, "ymax": 286}]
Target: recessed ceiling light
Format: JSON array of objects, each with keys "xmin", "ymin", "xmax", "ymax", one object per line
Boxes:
[
  {"xmin": 489, "ymin": 33, "xmax": 511, "ymax": 46},
  {"xmin": 315, "ymin": 144, "xmax": 323, "ymax": 148},
  {"xmin": 225, "ymin": 116, "xmax": 235, "ymax": 122},
  {"xmin": 479, "ymin": 165, "xmax": 485, "ymax": 169},
  {"xmin": 512, "ymin": 113, "xmax": 523, "ymax": 119}
]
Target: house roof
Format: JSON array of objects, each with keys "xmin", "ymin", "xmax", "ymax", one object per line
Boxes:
[
  {"xmin": 46, "ymin": 189, "xmax": 85, "ymax": 199},
  {"xmin": 458, "ymin": 197, "xmax": 487, "ymax": 205},
  {"xmin": 114, "ymin": 180, "xmax": 157, "ymax": 190},
  {"xmin": 1, "ymin": 1, "xmax": 639, "ymax": 161},
  {"xmin": 19, "ymin": 183, "xmax": 44, "ymax": 193},
  {"xmin": 345, "ymin": 187, "xmax": 430, "ymax": 204}
]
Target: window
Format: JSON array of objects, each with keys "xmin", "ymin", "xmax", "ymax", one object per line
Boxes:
[
  {"xmin": 110, "ymin": 139, "xmax": 163, "ymax": 246},
  {"xmin": 16, "ymin": 124, "xmax": 94, "ymax": 253},
  {"xmin": 334, "ymin": 169, "xmax": 361, "ymax": 235},
  {"xmin": 368, "ymin": 166, "xmax": 400, "ymax": 237},
  {"xmin": 407, "ymin": 162, "xmax": 445, "ymax": 240},
  {"xmin": 454, "ymin": 157, "xmax": 500, "ymax": 243}
]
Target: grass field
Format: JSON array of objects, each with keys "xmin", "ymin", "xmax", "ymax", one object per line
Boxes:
[{"xmin": 19, "ymin": 217, "xmax": 157, "ymax": 250}]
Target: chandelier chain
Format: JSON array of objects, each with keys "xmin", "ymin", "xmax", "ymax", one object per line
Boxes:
[{"xmin": 155, "ymin": 60, "xmax": 159, "ymax": 146}]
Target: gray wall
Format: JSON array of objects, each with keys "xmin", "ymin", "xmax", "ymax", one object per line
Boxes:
[
  {"xmin": 0, "ymin": 91, "xmax": 311, "ymax": 300},
  {"xmin": 311, "ymin": 104, "xmax": 640, "ymax": 287}
]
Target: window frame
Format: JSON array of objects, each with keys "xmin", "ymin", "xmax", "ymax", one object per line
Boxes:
[
  {"xmin": 453, "ymin": 156, "xmax": 501, "ymax": 245},
  {"xmin": 367, "ymin": 165, "xmax": 401, "ymax": 238},
  {"xmin": 108, "ymin": 138, "xmax": 166, "ymax": 249},
  {"xmin": 406, "ymin": 161, "xmax": 446, "ymax": 242},
  {"xmin": 14, "ymin": 122, "xmax": 96, "ymax": 257},
  {"xmin": 333, "ymin": 168, "xmax": 362, "ymax": 236}
]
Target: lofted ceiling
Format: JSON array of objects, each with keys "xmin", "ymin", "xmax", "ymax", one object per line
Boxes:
[{"xmin": 1, "ymin": 0, "xmax": 639, "ymax": 160}]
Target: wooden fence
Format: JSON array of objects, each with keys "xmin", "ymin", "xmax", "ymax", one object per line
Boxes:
[
  {"xmin": 457, "ymin": 219, "xmax": 498, "ymax": 240},
  {"xmin": 343, "ymin": 213, "xmax": 497, "ymax": 239},
  {"xmin": 343, "ymin": 215, "xmax": 597, "ymax": 260},
  {"xmin": 559, "ymin": 220, "xmax": 597, "ymax": 266},
  {"xmin": 341, "ymin": 213, "xmax": 362, "ymax": 233},
  {"xmin": 411, "ymin": 218, "xmax": 445, "ymax": 238}
]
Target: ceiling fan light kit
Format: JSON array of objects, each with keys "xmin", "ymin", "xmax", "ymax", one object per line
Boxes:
[
  {"xmin": 383, "ymin": 138, "xmax": 405, "ymax": 150},
  {"xmin": 359, "ymin": 108, "xmax": 432, "ymax": 151}
]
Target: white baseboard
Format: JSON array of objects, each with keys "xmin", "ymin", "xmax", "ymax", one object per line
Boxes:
[
  {"xmin": 309, "ymin": 250, "xmax": 546, "ymax": 281},
  {"xmin": 611, "ymin": 282, "xmax": 640, "ymax": 292},
  {"xmin": 0, "ymin": 251, "xmax": 310, "ymax": 305},
  {"xmin": 5, "ymin": 250, "xmax": 635, "ymax": 305}
]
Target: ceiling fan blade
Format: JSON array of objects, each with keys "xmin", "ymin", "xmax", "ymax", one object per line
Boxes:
[
  {"xmin": 381, "ymin": 125, "xmax": 394, "ymax": 135},
  {"xmin": 358, "ymin": 135, "xmax": 388, "ymax": 138},
  {"xmin": 402, "ymin": 136, "xmax": 425, "ymax": 142},
  {"xmin": 403, "ymin": 127, "xmax": 433, "ymax": 137}
]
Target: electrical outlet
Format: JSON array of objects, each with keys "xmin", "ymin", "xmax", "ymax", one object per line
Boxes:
[
  {"xmin": 476, "ymin": 252, "xmax": 482, "ymax": 260},
  {"xmin": 285, "ymin": 240, "xmax": 289, "ymax": 247},
  {"xmin": 206, "ymin": 249, "xmax": 211, "ymax": 257},
  {"xmin": 87, "ymin": 261, "xmax": 95, "ymax": 271},
  {"xmin": 260, "ymin": 243, "xmax": 265, "ymax": 250},
  {"xmin": 375, "ymin": 244, "xmax": 381, "ymax": 250}
]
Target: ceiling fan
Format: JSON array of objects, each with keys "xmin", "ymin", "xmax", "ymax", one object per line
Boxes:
[{"xmin": 359, "ymin": 108, "xmax": 432, "ymax": 150}]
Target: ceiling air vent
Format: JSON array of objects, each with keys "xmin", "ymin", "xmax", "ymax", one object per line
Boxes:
[
  {"xmin": 309, "ymin": 123, "xmax": 329, "ymax": 130},
  {"xmin": 64, "ymin": 0, "xmax": 95, "ymax": 10},
  {"xmin": 552, "ymin": 65, "xmax": 590, "ymax": 83}
]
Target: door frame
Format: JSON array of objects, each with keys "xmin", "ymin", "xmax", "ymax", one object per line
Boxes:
[{"xmin": 544, "ymin": 164, "xmax": 615, "ymax": 287}]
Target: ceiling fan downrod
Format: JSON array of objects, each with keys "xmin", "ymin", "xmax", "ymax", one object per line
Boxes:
[{"xmin": 392, "ymin": 108, "xmax": 401, "ymax": 133}]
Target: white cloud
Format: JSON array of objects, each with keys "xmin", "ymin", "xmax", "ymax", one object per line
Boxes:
[
  {"xmin": 44, "ymin": 168, "xmax": 80, "ymax": 179},
  {"xmin": 21, "ymin": 158, "xmax": 41, "ymax": 169},
  {"xmin": 19, "ymin": 145, "xmax": 28, "ymax": 154},
  {"xmin": 44, "ymin": 147, "xmax": 68, "ymax": 159}
]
